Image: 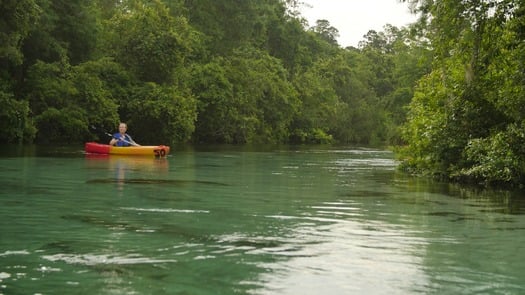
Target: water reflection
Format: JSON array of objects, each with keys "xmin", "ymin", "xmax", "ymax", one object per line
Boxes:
[
  {"xmin": 242, "ymin": 199, "xmax": 430, "ymax": 294},
  {"xmin": 85, "ymin": 155, "xmax": 169, "ymax": 190}
]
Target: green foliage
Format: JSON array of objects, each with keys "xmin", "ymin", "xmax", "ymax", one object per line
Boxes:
[
  {"xmin": 35, "ymin": 107, "xmax": 89, "ymax": 143},
  {"xmin": 50, "ymin": 0, "xmax": 100, "ymax": 64},
  {"xmin": 264, "ymin": 14, "xmax": 310, "ymax": 73},
  {"xmin": 19, "ymin": 0, "xmax": 99, "ymax": 67},
  {"xmin": 104, "ymin": 0, "xmax": 198, "ymax": 84},
  {"xmin": 0, "ymin": 0, "xmax": 433, "ymax": 158},
  {"xmin": 399, "ymin": 70, "xmax": 453, "ymax": 175},
  {"xmin": 25, "ymin": 58, "xmax": 120, "ymax": 143},
  {"xmin": 226, "ymin": 47, "xmax": 300, "ymax": 143},
  {"xmin": 191, "ymin": 47, "xmax": 299, "ymax": 144},
  {"xmin": 0, "ymin": 88, "xmax": 36, "ymax": 143},
  {"xmin": 124, "ymin": 83, "xmax": 197, "ymax": 144},
  {"xmin": 359, "ymin": 25, "xmax": 432, "ymax": 144},
  {"xmin": 400, "ymin": 0, "xmax": 525, "ymax": 186},
  {"xmin": 189, "ymin": 59, "xmax": 235, "ymax": 143},
  {"xmin": 457, "ymin": 123, "xmax": 525, "ymax": 186},
  {"xmin": 25, "ymin": 60, "xmax": 78, "ymax": 115},
  {"xmin": 290, "ymin": 61, "xmax": 338, "ymax": 144},
  {"xmin": 76, "ymin": 57, "xmax": 134, "ymax": 115},
  {"xmin": 0, "ymin": 0, "xmax": 41, "ymax": 66},
  {"xmin": 71, "ymin": 61, "xmax": 120, "ymax": 128},
  {"xmin": 292, "ymin": 50, "xmax": 388, "ymax": 145},
  {"xmin": 310, "ymin": 19, "xmax": 339, "ymax": 45},
  {"xmin": 184, "ymin": 0, "xmax": 273, "ymax": 54}
]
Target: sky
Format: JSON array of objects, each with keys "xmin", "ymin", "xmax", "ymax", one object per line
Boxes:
[{"xmin": 299, "ymin": 0, "xmax": 418, "ymax": 47}]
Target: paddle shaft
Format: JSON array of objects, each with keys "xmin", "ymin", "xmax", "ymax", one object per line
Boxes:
[
  {"xmin": 106, "ymin": 132, "xmax": 139, "ymax": 146},
  {"xmin": 90, "ymin": 125, "xmax": 139, "ymax": 146}
]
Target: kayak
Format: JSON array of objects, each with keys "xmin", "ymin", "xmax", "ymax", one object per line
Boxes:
[{"xmin": 85, "ymin": 142, "xmax": 170, "ymax": 157}]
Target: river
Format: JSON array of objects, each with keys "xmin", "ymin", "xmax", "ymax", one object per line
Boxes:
[{"xmin": 1, "ymin": 145, "xmax": 524, "ymax": 294}]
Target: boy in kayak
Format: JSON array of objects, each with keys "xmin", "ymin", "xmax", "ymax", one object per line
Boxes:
[{"xmin": 109, "ymin": 122, "xmax": 140, "ymax": 146}]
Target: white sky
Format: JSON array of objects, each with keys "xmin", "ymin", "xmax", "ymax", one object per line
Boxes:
[{"xmin": 299, "ymin": 0, "xmax": 418, "ymax": 47}]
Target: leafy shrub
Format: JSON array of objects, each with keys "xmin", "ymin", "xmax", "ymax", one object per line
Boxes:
[{"xmin": 456, "ymin": 123, "xmax": 525, "ymax": 186}]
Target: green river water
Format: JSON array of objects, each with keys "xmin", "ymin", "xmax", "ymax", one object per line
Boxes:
[{"xmin": 1, "ymin": 145, "xmax": 524, "ymax": 294}]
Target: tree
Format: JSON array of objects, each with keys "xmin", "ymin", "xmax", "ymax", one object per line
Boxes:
[
  {"xmin": 189, "ymin": 58, "xmax": 235, "ymax": 143},
  {"xmin": 24, "ymin": 58, "xmax": 121, "ymax": 143},
  {"xmin": 190, "ymin": 47, "xmax": 299, "ymax": 143},
  {"xmin": 184, "ymin": 0, "xmax": 272, "ymax": 55},
  {"xmin": 360, "ymin": 24, "xmax": 432, "ymax": 143},
  {"xmin": 290, "ymin": 61, "xmax": 339, "ymax": 143},
  {"xmin": 123, "ymin": 82, "xmax": 197, "ymax": 144},
  {"xmin": 0, "ymin": 0, "xmax": 41, "ymax": 67},
  {"xmin": 0, "ymin": 0, "xmax": 41, "ymax": 143},
  {"xmin": 0, "ymin": 0, "xmax": 430, "ymax": 148},
  {"xmin": 400, "ymin": 0, "xmax": 525, "ymax": 185},
  {"xmin": 104, "ymin": 0, "xmax": 197, "ymax": 84},
  {"xmin": 0, "ymin": 84, "xmax": 36, "ymax": 143},
  {"xmin": 328, "ymin": 53, "xmax": 383, "ymax": 144},
  {"xmin": 310, "ymin": 19, "xmax": 339, "ymax": 45}
]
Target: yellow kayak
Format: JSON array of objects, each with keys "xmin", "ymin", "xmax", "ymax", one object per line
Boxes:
[{"xmin": 85, "ymin": 142, "xmax": 170, "ymax": 157}]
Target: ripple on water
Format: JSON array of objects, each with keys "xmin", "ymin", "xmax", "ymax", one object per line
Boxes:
[
  {"xmin": 330, "ymin": 158, "xmax": 397, "ymax": 172},
  {"xmin": 42, "ymin": 253, "xmax": 177, "ymax": 266},
  {"xmin": 0, "ymin": 250, "xmax": 31, "ymax": 257},
  {"xmin": 0, "ymin": 272, "xmax": 11, "ymax": 279},
  {"xmin": 119, "ymin": 207, "xmax": 210, "ymax": 214},
  {"xmin": 249, "ymin": 216, "xmax": 430, "ymax": 295}
]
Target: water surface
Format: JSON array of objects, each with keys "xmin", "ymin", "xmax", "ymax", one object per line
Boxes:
[{"xmin": 1, "ymin": 145, "xmax": 524, "ymax": 294}]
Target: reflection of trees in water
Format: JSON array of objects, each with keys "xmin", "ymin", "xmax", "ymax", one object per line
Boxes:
[{"xmin": 85, "ymin": 155, "xmax": 170, "ymax": 190}]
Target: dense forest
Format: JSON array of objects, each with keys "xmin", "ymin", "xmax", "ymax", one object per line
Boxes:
[
  {"xmin": 1, "ymin": 0, "xmax": 524, "ymax": 186},
  {"xmin": 1, "ymin": 0, "xmax": 430, "ymax": 145}
]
